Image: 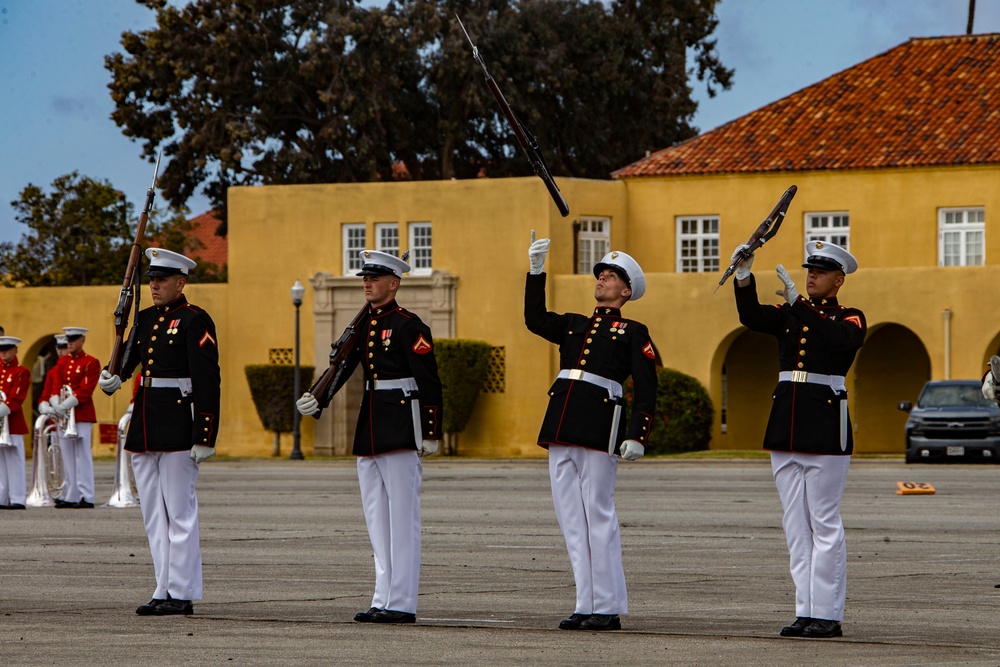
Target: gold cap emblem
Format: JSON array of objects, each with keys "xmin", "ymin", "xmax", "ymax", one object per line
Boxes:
[
  {"xmin": 815, "ymin": 241, "xmax": 824, "ymax": 249},
  {"xmin": 363, "ymin": 251, "xmax": 371, "ymax": 258},
  {"xmin": 151, "ymin": 249, "xmax": 159, "ymax": 257},
  {"xmin": 611, "ymin": 251, "xmax": 619, "ymax": 259}
]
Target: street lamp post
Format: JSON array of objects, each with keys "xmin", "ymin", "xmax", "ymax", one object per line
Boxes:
[{"xmin": 290, "ymin": 280, "xmax": 305, "ymax": 460}]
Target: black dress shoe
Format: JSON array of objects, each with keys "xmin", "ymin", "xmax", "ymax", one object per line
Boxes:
[
  {"xmin": 558, "ymin": 613, "xmax": 591, "ymax": 630},
  {"xmin": 578, "ymin": 614, "xmax": 621, "ymax": 631},
  {"xmin": 354, "ymin": 607, "xmax": 382, "ymax": 622},
  {"xmin": 54, "ymin": 499, "xmax": 75, "ymax": 508},
  {"xmin": 371, "ymin": 609, "xmax": 416, "ymax": 624},
  {"xmin": 76, "ymin": 500, "xmax": 95, "ymax": 508},
  {"xmin": 802, "ymin": 619, "xmax": 843, "ymax": 638},
  {"xmin": 136, "ymin": 599, "xmax": 166, "ymax": 615},
  {"xmin": 8, "ymin": 503, "xmax": 25, "ymax": 510},
  {"xmin": 779, "ymin": 616, "xmax": 814, "ymax": 637},
  {"xmin": 151, "ymin": 598, "xmax": 193, "ymax": 615}
]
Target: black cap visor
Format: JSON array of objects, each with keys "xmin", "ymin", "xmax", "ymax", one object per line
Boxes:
[
  {"xmin": 802, "ymin": 256, "xmax": 845, "ymax": 273},
  {"xmin": 356, "ymin": 263, "xmax": 398, "ymax": 277},
  {"xmin": 145, "ymin": 266, "xmax": 185, "ymax": 278}
]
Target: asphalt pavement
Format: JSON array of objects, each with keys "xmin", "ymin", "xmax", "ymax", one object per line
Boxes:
[{"xmin": 2, "ymin": 457, "xmax": 999, "ymax": 666}]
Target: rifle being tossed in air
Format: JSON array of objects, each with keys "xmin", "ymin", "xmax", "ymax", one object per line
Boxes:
[
  {"xmin": 715, "ymin": 185, "xmax": 798, "ymax": 293},
  {"xmin": 104, "ymin": 150, "xmax": 162, "ymax": 389},
  {"xmin": 456, "ymin": 14, "xmax": 570, "ymax": 217}
]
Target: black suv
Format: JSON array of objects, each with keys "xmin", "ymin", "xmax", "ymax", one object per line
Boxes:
[{"xmin": 899, "ymin": 380, "xmax": 1000, "ymax": 464}]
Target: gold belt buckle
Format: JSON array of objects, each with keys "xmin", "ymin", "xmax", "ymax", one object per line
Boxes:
[
  {"xmin": 790, "ymin": 370, "xmax": 808, "ymax": 383},
  {"xmin": 567, "ymin": 369, "xmax": 586, "ymax": 381},
  {"xmin": 142, "ymin": 378, "xmax": 152, "ymax": 388}
]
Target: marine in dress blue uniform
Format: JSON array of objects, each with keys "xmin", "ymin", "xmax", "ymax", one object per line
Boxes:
[
  {"xmin": 98, "ymin": 248, "xmax": 220, "ymax": 616},
  {"xmin": 524, "ymin": 234, "xmax": 657, "ymax": 631},
  {"xmin": 732, "ymin": 240, "xmax": 866, "ymax": 639},
  {"xmin": 297, "ymin": 250, "xmax": 443, "ymax": 624}
]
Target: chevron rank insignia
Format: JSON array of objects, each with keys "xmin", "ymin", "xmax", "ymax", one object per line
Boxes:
[{"xmin": 412, "ymin": 334, "xmax": 432, "ymax": 354}]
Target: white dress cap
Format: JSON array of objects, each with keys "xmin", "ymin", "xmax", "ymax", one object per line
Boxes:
[
  {"xmin": 145, "ymin": 247, "xmax": 197, "ymax": 277},
  {"xmin": 802, "ymin": 240, "xmax": 858, "ymax": 274},
  {"xmin": 62, "ymin": 327, "xmax": 89, "ymax": 338},
  {"xmin": 356, "ymin": 249, "xmax": 411, "ymax": 278},
  {"xmin": 593, "ymin": 251, "xmax": 646, "ymax": 301},
  {"xmin": 0, "ymin": 336, "xmax": 23, "ymax": 347}
]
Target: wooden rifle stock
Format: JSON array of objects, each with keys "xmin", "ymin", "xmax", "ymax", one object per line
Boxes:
[
  {"xmin": 106, "ymin": 151, "xmax": 162, "ymax": 380},
  {"xmin": 307, "ymin": 303, "xmax": 369, "ymax": 419}
]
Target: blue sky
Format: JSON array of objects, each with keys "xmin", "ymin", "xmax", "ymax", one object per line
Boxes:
[{"xmin": 1, "ymin": 0, "xmax": 998, "ymax": 246}]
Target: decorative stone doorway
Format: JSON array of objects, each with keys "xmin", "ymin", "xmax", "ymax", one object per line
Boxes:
[{"xmin": 307, "ymin": 270, "xmax": 457, "ymax": 455}]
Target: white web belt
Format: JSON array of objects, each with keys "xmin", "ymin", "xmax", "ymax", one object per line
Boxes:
[{"xmin": 778, "ymin": 371, "xmax": 846, "ymax": 392}]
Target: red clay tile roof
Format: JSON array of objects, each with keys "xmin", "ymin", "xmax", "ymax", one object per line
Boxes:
[
  {"xmin": 185, "ymin": 209, "xmax": 227, "ymax": 268},
  {"xmin": 614, "ymin": 34, "xmax": 1000, "ymax": 178}
]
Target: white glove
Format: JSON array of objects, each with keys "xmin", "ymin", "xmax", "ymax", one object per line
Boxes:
[
  {"xmin": 983, "ymin": 373, "xmax": 998, "ymax": 402},
  {"xmin": 49, "ymin": 395, "xmax": 61, "ymax": 410},
  {"xmin": 419, "ymin": 439, "xmax": 440, "ymax": 457},
  {"xmin": 55, "ymin": 394, "xmax": 79, "ymax": 416},
  {"xmin": 99, "ymin": 370, "xmax": 122, "ymax": 394},
  {"xmin": 775, "ymin": 264, "xmax": 800, "ymax": 305},
  {"xmin": 620, "ymin": 439, "xmax": 645, "ymax": 461},
  {"xmin": 0, "ymin": 403, "xmax": 9, "ymax": 419},
  {"xmin": 731, "ymin": 243, "xmax": 755, "ymax": 280},
  {"xmin": 296, "ymin": 392, "xmax": 319, "ymax": 417},
  {"xmin": 528, "ymin": 230, "xmax": 551, "ymax": 275},
  {"xmin": 190, "ymin": 445, "xmax": 215, "ymax": 463},
  {"xmin": 39, "ymin": 401, "xmax": 54, "ymax": 415}
]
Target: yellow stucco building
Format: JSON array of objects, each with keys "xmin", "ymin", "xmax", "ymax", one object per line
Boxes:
[{"xmin": 3, "ymin": 34, "xmax": 999, "ymax": 459}]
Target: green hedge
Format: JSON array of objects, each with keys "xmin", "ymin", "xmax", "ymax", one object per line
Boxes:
[
  {"xmin": 435, "ymin": 339, "xmax": 492, "ymax": 434},
  {"xmin": 245, "ymin": 364, "xmax": 315, "ymax": 434},
  {"xmin": 625, "ymin": 367, "xmax": 714, "ymax": 455}
]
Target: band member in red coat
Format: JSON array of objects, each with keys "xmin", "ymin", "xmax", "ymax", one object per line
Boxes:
[
  {"xmin": 0, "ymin": 336, "xmax": 31, "ymax": 509},
  {"xmin": 732, "ymin": 240, "xmax": 866, "ymax": 639},
  {"xmin": 99, "ymin": 247, "xmax": 221, "ymax": 616},
  {"xmin": 44, "ymin": 327, "xmax": 100, "ymax": 508},
  {"xmin": 524, "ymin": 234, "xmax": 657, "ymax": 632}
]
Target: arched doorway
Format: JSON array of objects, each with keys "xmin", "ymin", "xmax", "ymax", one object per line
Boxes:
[
  {"xmin": 854, "ymin": 323, "xmax": 929, "ymax": 454},
  {"xmin": 714, "ymin": 329, "xmax": 778, "ymax": 451}
]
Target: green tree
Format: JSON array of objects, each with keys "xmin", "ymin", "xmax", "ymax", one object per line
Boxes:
[
  {"xmin": 1, "ymin": 172, "xmax": 132, "ymax": 286},
  {"xmin": 0, "ymin": 171, "xmax": 221, "ymax": 287},
  {"xmin": 106, "ymin": 0, "xmax": 732, "ymax": 228}
]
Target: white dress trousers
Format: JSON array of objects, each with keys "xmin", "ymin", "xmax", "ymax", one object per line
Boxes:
[
  {"xmin": 0, "ymin": 434, "xmax": 26, "ymax": 505},
  {"xmin": 58, "ymin": 422, "xmax": 94, "ymax": 503},
  {"xmin": 770, "ymin": 451, "xmax": 851, "ymax": 621},
  {"xmin": 356, "ymin": 450, "xmax": 422, "ymax": 614},
  {"xmin": 548, "ymin": 445, "xmax": 628, "ymax": 616},
  {"xmin": 131, "ymin": 451, "xmax": 203, "ymax": 601}
]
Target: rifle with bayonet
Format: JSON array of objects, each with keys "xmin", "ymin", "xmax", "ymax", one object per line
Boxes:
[
  {"xmin": 104, "ymin": 150, "xmax": 162, "ymax": 386},
  {"xmin": 715, "ymin": 185, "xmax": 797, "ymax": 293},
  {"xmin": 456, "ymin": 14, "xmax": 570, "ymax": 217}
]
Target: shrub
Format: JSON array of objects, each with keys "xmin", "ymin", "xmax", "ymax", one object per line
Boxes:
[
  {"xmin": 625, "ymin": 367, "xmax": 714, "ymax": 455},
  {"xmin": 435, "ymin": 339, "xmax": 493, "ymax": 435},
  {"xmin": 245, "ymin": 364, "xmax": 315, "ymax": 453}
]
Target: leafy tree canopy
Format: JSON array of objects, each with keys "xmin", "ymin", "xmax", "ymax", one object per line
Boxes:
[
  {"xmin": 0, "ymin": 172, "xmax": 223, "ymax": 286},
  {"xmin": 108, "ymin": 0, "xmax": 732, "ymax": 232}
]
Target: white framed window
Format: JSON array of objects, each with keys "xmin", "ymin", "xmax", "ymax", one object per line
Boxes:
[
  {"xmin": 375, "ymin": 223, "xmax": 399, "ymax": 257},
  {"xmin": 342, "ymin": 223, "xmax": 366, "ymax": 275},
  {"xmin": 676, "ymin": 216, "xmax": 719, "ymax": 273},
  {"xmin": 939, "ymin": 207, "xmax": 985, "ymax": 266},
  {"xmin": 577, "ymin": 216, "xmax": 611, "ymax": 274},
  {"xmin": 805, "ymin": 212, "xmax": 850, "ymax": 250},
  {"xmin": 408, "ymin": 222, "xmax": 432, "ymax": 274}
]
